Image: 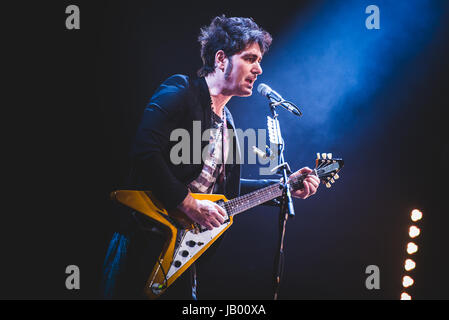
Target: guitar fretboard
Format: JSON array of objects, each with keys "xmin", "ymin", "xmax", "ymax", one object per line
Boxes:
[{"xmin": 223, "ymin": 183, "xmax": 284, "ymax": 217}]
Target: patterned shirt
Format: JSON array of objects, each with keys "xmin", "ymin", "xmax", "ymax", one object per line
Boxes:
[{"xmin": 188, "ymin": 109, "xmax": 229, "ymax": 194}]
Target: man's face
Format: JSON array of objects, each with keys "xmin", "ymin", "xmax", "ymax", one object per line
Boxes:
[{"xmin": 222, "ymin": 42, "xmax": 263, "ymax": 97}]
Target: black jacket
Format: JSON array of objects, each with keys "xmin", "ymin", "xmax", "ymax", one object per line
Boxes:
[
  {"xmin": 101, "ymin": 75, "xmax": 279, "ymax": 298},
  {"xmin": 128, "ymin": 74, "xmax": 276, "ymax": 209}
]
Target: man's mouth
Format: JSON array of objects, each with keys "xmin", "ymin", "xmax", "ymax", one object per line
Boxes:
[{"xmin": 245, "ymin": 77, "xmax": 256, "ymax": 86}]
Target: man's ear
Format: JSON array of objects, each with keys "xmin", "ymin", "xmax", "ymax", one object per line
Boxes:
[{"xmin": 215, "ymin": 50, "xmax": 227, "ymax": 72}]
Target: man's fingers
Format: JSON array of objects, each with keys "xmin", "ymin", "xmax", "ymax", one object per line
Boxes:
[
  {"xmin": 215, "ymin": 203, "xmax": 227, "ymax": 217},
  {"xmin": 212, "ymin": 210, "xmax": 225, "ymax": 225},
  {"xmin": 211, "ymin": 216, "xmax": 223, "ymax": 227},
  {"xmin": 307, "ymin": 182, "xmax": 317, "ymax": 195},
  {"xmin": 305, "ymin": 179, "xmax": 318, "ymax": 194},
  {"xmin": 306, "ymin": 176, "xmax": 319, "ymax": 189},
  {"xmin": 203, "ymin": 221, "xmax": 214, "ymax": 230},
  {"xmin": 298, "ymin": 166, "xmax": 313, "ymax": 174},
  {"xmin": 206, "ymin": 202, "xmax": 226, "ymax": 225},
  {"xmin": 302, "ymin": 179, "xmax": 310, "ymax": 198}
]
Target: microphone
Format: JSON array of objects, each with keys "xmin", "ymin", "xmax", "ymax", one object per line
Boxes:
[{"xmin": 257, "ymin": 83, "xmax": 302, "ymax": 116}]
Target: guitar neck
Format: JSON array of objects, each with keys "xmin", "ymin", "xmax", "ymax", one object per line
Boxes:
[
  {"xmin": 223, "ymin": 182, "xmax": 284, "ymax": 217},
  {"xmin": 221, "ymin": 160, "xmax": 342, "ymax": 217}
]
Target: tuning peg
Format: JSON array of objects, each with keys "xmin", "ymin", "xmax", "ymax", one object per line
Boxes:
[
  {"xmin": 325, "ymin": 182, "xmax": 331, "ymax": 188},
  {"xmin": 330, "ymin": 178, "xmax": 335, "ymax": 183},
  {"xmin": 334, "ymin": 173, "xmax": 339, "ymax": 180},
  {"xmin": 327, "ymin": 153, "xmax": 332, "ymax": 159},
  {"xmin": 322, "ymin": 153, "xmax": 327, "ymax": 159},
  {"xmin": 316, "ymin": 153, "xmax": 321, "ymax": 160}
]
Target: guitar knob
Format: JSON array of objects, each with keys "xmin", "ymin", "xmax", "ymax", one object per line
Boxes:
[
  {"xmin": 186, "ymin": 240, "xmax": 196, "ymax": 247},
  {"xmin": 181, "ymin": 250, "xmax": 189, "ymax": 257}
]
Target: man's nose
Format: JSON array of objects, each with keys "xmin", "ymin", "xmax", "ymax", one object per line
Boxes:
[{"xmin": 253, "ymin": 62, "xmax": 262, "ymax": 75}]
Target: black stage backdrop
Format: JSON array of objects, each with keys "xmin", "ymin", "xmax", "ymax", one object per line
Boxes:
[{"xmin": 3, "ymin": 1, "xmax": 448, "ymax": 301}]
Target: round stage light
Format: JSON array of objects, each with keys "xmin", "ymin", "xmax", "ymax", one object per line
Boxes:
[
  {"xmin": 411, "ymin": 209, "xmax": 422, "ymax": 222},
  {"xmin": 404, "ymin": 259, "xmax": 416, "ymax": 271},
  {"xmin": 400, "ymin": 292, "xmax": 412, "ymax": 300},
  {"xmin": 409, "ymin": 225, "xmax": 421, "ymax": 238},
  {"xmin": 402, "ymin": 276, "xmax": 414, "ymax": 288},
  {"xmin": 407, "ymin": 242, "xmax": 418, "ymax": 254}
]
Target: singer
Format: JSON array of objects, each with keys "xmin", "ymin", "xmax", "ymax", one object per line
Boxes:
[{"xmin": 101, "ymin": 15, "xmax": 320, "ymax": 299}]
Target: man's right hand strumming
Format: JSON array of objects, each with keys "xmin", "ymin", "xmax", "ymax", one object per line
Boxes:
[{"xmin": 177, "ymin": 193, "xmax": 227, "ymax": 230}]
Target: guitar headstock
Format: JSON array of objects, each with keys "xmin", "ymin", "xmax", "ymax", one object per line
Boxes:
[
  {"xmin": 315, "ymin": 153, "xmax": 344, "ymax": 188},
  {"xmin": 289, "ymin": 153, "xmax": 344, "ymax": 191}
]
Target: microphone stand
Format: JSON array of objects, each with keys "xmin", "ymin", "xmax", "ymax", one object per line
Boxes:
[{"xmin": 267, "ymin": 101, "xmax": 296, "ymax": 300}]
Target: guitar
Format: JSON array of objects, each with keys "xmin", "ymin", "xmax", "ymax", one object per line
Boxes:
[{"xmin": 111, "ymin": 153, "xmax": 344, "ymax": 299}]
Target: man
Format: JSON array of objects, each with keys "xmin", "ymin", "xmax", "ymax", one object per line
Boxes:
[{"xmin": 102, "ymin": 15, "xmax": 320, "ymax": 299}]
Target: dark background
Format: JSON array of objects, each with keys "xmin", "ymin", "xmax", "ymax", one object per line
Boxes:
[{"xmin": 3, "ymin": 1, "xmax": 448, "ymax": 299}]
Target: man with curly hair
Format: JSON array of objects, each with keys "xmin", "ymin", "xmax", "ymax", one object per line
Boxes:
[{"xmin": 102, "ymin": 15, "xmax": 320, "ymax": 300}]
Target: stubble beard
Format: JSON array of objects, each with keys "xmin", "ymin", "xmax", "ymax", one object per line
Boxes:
[
  {"xmin": 224, "ymin": 59, "xmax": 233, "ymax": 80},
  {"xmin": 223, "ymin": 59, "xmax": 251, "ymax": 97}
]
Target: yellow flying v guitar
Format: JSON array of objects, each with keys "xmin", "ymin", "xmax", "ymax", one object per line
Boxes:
[{"xmin": 111, "ymin": 153, "xmax": 344, "ymax": 299}]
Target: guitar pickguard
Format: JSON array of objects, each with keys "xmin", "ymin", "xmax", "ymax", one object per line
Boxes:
[{"xmin": 166, "ymin": 215, "xmax": 231, "ymax": 280}]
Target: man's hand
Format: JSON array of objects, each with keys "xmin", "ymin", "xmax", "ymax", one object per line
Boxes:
[
  {"xmin": 289, "ymin": 167, "xmax": 320, "ymax": 199},
  {"xmin": 177, "ymin": 193, "xmax": 227, "ymax": 230}
]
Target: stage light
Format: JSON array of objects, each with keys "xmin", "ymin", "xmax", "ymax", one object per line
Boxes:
[
  {"xmin": 400, "ymin": 292, "xmax": 412, "ymax": 300},
  {"xmin": 411, "ymin": 209, "xmax": 422, "ymax": 222},
  {"xmin": 407, "ymin": 242, "xmax": 418, "ymax": 254},
  {"xmin": 402, "ymin": 276, "xmax": 414, "ymax": 288},
  {"xmin": 399, "ymin": 210, "xmax": 423, "ymax": 299},
  {"xmin": 404, "ymin": 259, "xmax": 416, "ymax": 271},
  {"xmin": 409, "ymin": 225, "xmax": 421, "ymax": 238}
]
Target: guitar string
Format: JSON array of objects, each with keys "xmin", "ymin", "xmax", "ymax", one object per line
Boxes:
[
  {"xmin": 221, "ymin": 158, "xmax": 342, "ymax": 216},
  {"xmin": 225, "ymin": 182, "xmax": 286, "ymax": 215},
  {"xmin": 222, "ymin": 169, "xmax": 325, "ymax": 216},
  {"xmin": 223, "ymin": 182, "xmax": 284, "ymax": 216}
]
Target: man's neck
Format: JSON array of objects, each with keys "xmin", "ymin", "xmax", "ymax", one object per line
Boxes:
[{"xmin": 205, "ymin": 74, "xmax": 232, "ymax": 117}]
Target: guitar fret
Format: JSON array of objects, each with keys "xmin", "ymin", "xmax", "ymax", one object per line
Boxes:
[{"xmin": 224, "ymin": 183, "xmax": 284, "ymax": 217}]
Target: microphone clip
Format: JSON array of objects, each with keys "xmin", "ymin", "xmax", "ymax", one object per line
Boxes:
[{"xmin": 269, "ymin": 99, "xmax": 302, "ymax": 117}]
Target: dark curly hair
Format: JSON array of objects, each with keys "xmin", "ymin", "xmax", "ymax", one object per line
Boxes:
[{"xmin": 197, "ymin": 15, "xmax": 272, "ymax": 77}]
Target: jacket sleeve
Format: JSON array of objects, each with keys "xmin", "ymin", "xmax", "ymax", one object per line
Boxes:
[{"xmin": 130, "ymin": 75, "xmax": 190, "ymax": 210}]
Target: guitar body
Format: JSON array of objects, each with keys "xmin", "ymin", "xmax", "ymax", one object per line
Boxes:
[
  {"xmin": 109, "ymin": 154, "xmax": 344, "ymax": 299},
  {"xmin": 111, "ymin": 190, "xmax": 233, "ymax": 299}
]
